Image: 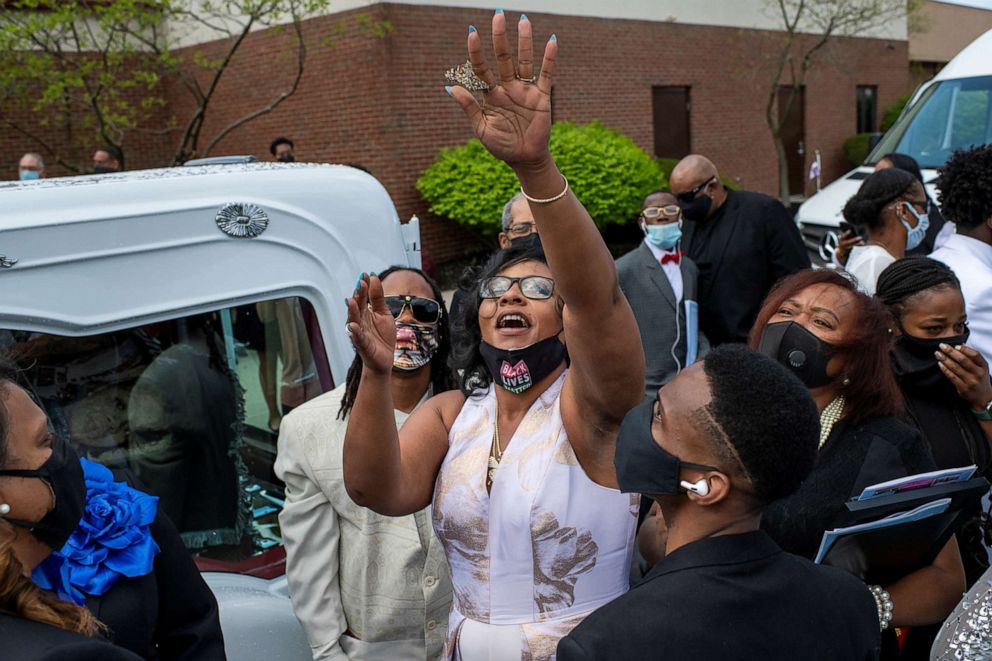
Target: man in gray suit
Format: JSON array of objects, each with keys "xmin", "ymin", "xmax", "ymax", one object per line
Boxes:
[{"xmin": 617, "ymin": 190, "xmax": 709, "ymax": 400}]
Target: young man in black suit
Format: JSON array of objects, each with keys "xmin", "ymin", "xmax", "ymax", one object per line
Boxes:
[{"xmin": 557, "ymin": 345, "xmax": 881, "ymax": 660}]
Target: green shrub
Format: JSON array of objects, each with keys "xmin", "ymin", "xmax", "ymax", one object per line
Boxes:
[
  {"xmin": 843, "ymin": 133, "xmax": 872, "ymax": 167},
  {"xmin": 417, "ymin": 121, "xmax": 662, "ymax": 234},
  {"xmin": 881, "ymin": 93, "xmax": 911, "ymax": 132}
]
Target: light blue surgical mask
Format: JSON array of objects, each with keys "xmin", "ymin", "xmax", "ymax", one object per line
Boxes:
[
  {"xmin": 19, "ymin": 170, "xmax": 40, "ymax": 181},
  {"xmin": 643, "ymin": 222, "xmax": 682, "ymax": 250},
  {"xmin": 900, "ymin": 201, "xmax": 930, "ymax": 252}
]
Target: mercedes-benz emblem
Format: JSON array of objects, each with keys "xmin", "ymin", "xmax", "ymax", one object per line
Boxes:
[
  {"xmin": 215, "ymin": 202, "xmax": 269, "ymax": 239},
  {"xmin": 818, "ymin": 230, "xmax": 840, "ymax": 262}
]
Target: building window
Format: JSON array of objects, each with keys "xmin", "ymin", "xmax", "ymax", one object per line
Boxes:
[
  {"xmin": 856, "ymin": 85, "xmax": 878, "ymax": 133},
  {"xmin": 652, "ymin": 86, "xmax": 691, "ymax": 159}
]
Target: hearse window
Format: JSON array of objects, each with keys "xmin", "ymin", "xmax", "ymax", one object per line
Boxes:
[{"xmin": 2, "ymin": 296, "xmax": 331, "ymax": 574}]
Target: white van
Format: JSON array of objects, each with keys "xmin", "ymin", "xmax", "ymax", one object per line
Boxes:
[
  {"xmin": 0, "ymin": 161, "xmax": 421, "ymax": 660},
  {"xmin": 797, "ymin": 27, "xmax": 992, "ymax": 260}
]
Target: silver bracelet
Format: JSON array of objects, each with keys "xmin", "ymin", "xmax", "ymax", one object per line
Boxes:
[
  {"xmin": 870, "ymin": 584, "xmax": 894, "ymax": 631},
  {"xmin": 520, "ymin": 175, "xmax": 569, "ymax": 205}
]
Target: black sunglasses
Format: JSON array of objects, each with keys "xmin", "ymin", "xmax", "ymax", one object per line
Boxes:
[
  {"xmin": 479, "ymin": 275, "xmax": 555, "ymax": 300},
  {"xmin": 383, "ymin": 295, "xmax": 441, "ymax": 323},
  {"xmin": 675, "ymin": 176, "xmax": 716, "ymax": 204}
]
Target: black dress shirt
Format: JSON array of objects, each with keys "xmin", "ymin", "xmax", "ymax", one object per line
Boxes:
[
  {"xmin": 683, "ymin": 189, "xmax": 810, "ymax": 346},
  {"xmin": 557, "ymin": 531, "xmax": 880, "ymax": 660}
]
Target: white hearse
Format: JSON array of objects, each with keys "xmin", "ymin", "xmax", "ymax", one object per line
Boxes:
[
  {"xmin": 797, "ymin": 26, "xmax": 992, "ymax": 261},
  {"xmin": 0, "ymin": 161, "xmax": 421, "ymax": 660}
]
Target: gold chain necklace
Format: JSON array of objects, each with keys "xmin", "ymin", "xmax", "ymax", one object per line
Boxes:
[
  {"xmin": 487, "ymin": 411, "xmax": 502, "ymax": 492},
  {"xmin": 819, "ymin": 395, "xmax": 846, "ymax": 450}
]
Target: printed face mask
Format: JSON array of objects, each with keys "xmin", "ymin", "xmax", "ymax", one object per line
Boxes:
[
  {"xmin": 643, "ymin": 222, "xmax": 682, "ymax": 250},
  {"xmin": 901, "ymin": 202, "xmax": 930, "ymax": 252},
  {"xmin": 0, "ymin": 435, "xmax": 86, "ymax": 551},
  {"xmin": 614, "ymin": 400, "xmax": 717, "ymax": 496},
  {"xmin": 392, "ymin": 322, "xmax": 439, "ymax": 371},
  {"xmin": 758, "ymin": 321, "xmax": 836, "ymax": 389},
  {"xmin": 479, "ymin": 332, "xmax": 566, "ymax": 394}
]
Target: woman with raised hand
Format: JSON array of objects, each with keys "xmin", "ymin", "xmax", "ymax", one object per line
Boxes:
[{"xmin": 343, "ymin": 11, "xmax": 644, "ymax": 660}]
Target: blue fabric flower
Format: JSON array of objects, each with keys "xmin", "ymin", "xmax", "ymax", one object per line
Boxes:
[{"xmin": 32, "ymin": 458, "xmax": 160, "ymax": 605}]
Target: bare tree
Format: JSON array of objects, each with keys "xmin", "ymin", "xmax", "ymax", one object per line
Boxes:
[
  {"xmin": 0, "ymin": 0, "xmax": 383, "ymax": 170},
  {"xmin": 765, "ymin": 0, "xmax": 918, "ymax": 205}
]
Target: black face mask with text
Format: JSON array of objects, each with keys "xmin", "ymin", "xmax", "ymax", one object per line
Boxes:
[
  {"xmin": 758, "ymin": 321, "xmax": 836, "ymax": 389},
  {"xmin": 479, "ymin": 333, "xmax": 566, "ymax": 394},
  {"xmin": 0, "ymin": 435, "xmax": 86, "ymax": 551}
]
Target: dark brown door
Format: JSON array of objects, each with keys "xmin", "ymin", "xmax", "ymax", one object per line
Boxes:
[
  {"xmin": 652, "ymin": 86, "xmax": 691, "ymax": 159},
  {"xmin": 778, "ymin": 85, "xmax": 806, "ymax": 197}
]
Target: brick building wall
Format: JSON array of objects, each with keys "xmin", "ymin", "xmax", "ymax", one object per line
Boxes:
[{"xmin": 1, "ymin": 4, "xmax": 910, "ymax": 265}]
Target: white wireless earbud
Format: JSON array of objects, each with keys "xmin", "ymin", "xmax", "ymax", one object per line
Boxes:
[
  {"xmin": 680, "ymin": 479, "xmax": 709, "ymax": 497},
  {"xmin": 0, "ymin": 503, "xmax": 10, "ymax": 516}
]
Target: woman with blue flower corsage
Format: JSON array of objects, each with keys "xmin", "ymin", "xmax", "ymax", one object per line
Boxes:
[{"xmin": 0, "ymin": 360, "xmax": 226, "ymax": 660}]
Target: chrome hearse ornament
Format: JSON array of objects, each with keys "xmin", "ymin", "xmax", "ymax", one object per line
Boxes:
[
  {"xmin": 0, "ymin": 256, "xmax": 17, "ymax": 268},
  {"xmin": 818, "ymin": 230, "xmax": 840, "ymax": 263},
  {"xmin": 215, "ymin": 202, "xmax": 269, "ymax": 239}
]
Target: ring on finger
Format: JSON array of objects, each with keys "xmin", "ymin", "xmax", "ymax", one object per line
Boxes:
[{"xmin": 515, "ymin": 73, "xmax": 537, "ymax": 83}]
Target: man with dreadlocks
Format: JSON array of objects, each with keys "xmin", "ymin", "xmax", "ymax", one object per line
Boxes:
[
  {"xmin": 877, "ymin": 256, "xmax": 992, "ymax": 592},
  {"xmin": 931, "ymin": 145, "xmax": 992, "ymax": 365},
  {"xmin": 274, "ymin": 266, "xmax": 455, "ymax": 661}
]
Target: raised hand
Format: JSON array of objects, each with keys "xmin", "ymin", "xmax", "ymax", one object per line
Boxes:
[
  {"xmin": 346, "ymin": 274, "xmax": 397, "ymax": 376},
  {"xmin": 447, "ymin": 12, "xmax": 556, "ymax": 170},
  {"xmin": 936, "ymin": 343, "xmax": 992, "ymax": 410}
]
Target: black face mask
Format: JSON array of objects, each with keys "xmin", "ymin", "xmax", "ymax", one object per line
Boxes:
[
  {"xmin": 614, "ymin": 400, "xmax": 718, "ymax": 496},
  {"xmin": 479, "ymin": 333, "xmax": 566, "ymax": 394},
  {"xmin": 679, "ymin": 194, "xmax": 712, "ymax": 222},
  {"xmin": 92, "ymin": 165, "xmax": 114, "ymax": 174},
  {"xmin": 277, "ymin": 154, "xmax": 295, "ymax": 163},
  {"xmin": 758, "ymin": 321, "xmax": 836, "ymax": 389},
  {"xmin": 892, "ymin": 329, "xmax": 970, "ymax": 392},
  {"xmin": 0, "ymin": 435, "xmax": 85, "ymax": 551},
  {"xmin": 509, "ymin": 233, "xmax": 542, "ymax": 251}
]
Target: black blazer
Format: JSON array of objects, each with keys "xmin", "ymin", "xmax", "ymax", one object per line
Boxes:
[
  {"xmin": 558, "ymin": 531, "xmax": 880, "ymax": 661},
  {"xmin": 86, "ymin": 510, "xmax": 227, "ymax": 660},
  {"xmin": 0, "ymin": 612, "xmax": 143, "ymax": 661}
]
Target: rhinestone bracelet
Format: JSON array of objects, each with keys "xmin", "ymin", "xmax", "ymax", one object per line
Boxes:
[
  {"xmin": 520, "ymin": 175, "xmax": 569, "ymax": 205},
  {"xmin": 870, "ymin": 584, "xmax": 894, "ymax": 631}
]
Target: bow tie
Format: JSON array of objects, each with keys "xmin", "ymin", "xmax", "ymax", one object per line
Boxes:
[{"xmin": 660, "ymin": 251, "xmax": 683, "ymax": 265}]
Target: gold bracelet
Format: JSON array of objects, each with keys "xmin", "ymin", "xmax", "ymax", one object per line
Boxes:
[{"xmin": 520, "ymin": 175, "xmax": 569, "ymax": 205}]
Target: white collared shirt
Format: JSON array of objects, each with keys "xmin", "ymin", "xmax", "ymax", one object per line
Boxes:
[
  {"xmin": 932, "ymin": 233, "xmax": 992, "ymax": 364},
  {"xmin": 643, "ymin": 239, "xmax": 684, "ymax": 302}
]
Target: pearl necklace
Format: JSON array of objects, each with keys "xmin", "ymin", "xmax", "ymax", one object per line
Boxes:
[{"xmin": 819, "ymin": 395, "xmax": 846, "ymax": 450}]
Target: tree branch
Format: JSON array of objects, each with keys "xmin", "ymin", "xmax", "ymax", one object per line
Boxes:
[{"xmin": 0, "ymin": 116, "xmax": 81, "ymax": 173}]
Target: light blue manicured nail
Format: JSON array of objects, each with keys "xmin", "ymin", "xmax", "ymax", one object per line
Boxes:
[
  {"xmin": 469, "ymin": 25, "xmax": 477, "ymax": 33},
  {"xmin": 550, "ymin": 33, "xmax": 557, "ymax": 41},
  {"xmin": 495, "ymin": 8, "xmax": 503, "ymax": 14},
  {"xmin": 444, "ymin": 85, "xmax": 453, "ymax": 96},
  {"xmin": 520, "ymin": 14, "xmax": 528, "ymax": 21},
  {"xmin": 355, "ymin": 278, "xmax": 361, "ymax": 289}
]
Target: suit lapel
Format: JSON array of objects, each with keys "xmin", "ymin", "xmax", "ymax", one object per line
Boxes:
[{"xmin": 638, "ymin": 243, "xmax": 677, "ymax": 309}]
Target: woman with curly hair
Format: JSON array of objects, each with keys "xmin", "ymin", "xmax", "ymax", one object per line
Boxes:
[
  {"xmin": 0, "ymin": 358, "xmax": 226, "ymax": 660},
  {"xmin": 842, "ymin": 168, "xmax": 930, "ymax": 295},
  {"xmin": 342, "ymin": 12, "xmax": 644, "ymax": 659}
]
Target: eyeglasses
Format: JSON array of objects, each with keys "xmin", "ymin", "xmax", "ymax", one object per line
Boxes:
[
  {"xmin": 675, "ymin": 176, "xmax": 716, "ymax": 204},
  {"xmin": 479, "ymin": 275, "xmax": 555, "ymax": 300},
  {"xmin": 383, "ymin": 295, "xmax": 442, "ymax": 323},
  {"xmin": 641, "ymin": 205, "xmax": 682, "ymax": 220},
  {"xmin": 506, "ymin": 222, "xmax": 538, "ymax": 238}
]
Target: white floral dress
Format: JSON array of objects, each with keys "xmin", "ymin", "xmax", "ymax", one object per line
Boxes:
[{"xmin": 432, "ymin": 371, "xmax": 639, "ymax": 660}]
